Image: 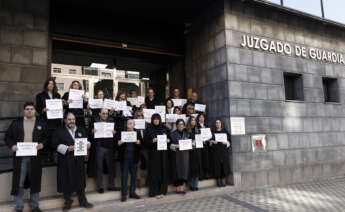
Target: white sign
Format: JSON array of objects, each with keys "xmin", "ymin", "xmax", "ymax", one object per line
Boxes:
[
  {"xmin": 121, "ymin": 131, "xmax": 137, "ymax": 143},
  {"xmin": 89, "ymin": 99, "xmax": 103, "ymax": 109},
  {"xmin": 134, "ymin": 119, "xmax": 146, "ymax": 129},
  {"xmin": 200, "ymin": 128, "xmax": 212, "ymax": 141},
  {"xmin": 94, "ymin": 122, "xmax": 114, "ymax": 138},
  {"xmin": 123, "ymin": 106, "xmax": 132, "ymax": 117},
  {"xmin": 137, "ymin": 96, "xmax": 145, "ymax": 106},
  {"xmin": 116, "ymin": 101, "xmax": 127, "ymax": 111},
  {"xmin": 143, "ymin": 109, "xmax": 155, "ymax": 123},
  {"xmin": 215, "ymin": 133, "xmax": 228, "ymax": 142},
  {"xmin": 157, "ymin": 135, "xmax": 167, "ymax": 151},
  {"xmin": 172, "ymin": 99, "xmax": 187, "ymax": 107},
  {"xmin": 176, "ymin": 114, "xmax": 187, "ymax": 123},
  {"xmin": 179, "ymin": 139, "xmax": 192, "ymax": 151},
  {"xmin": 103, "ymin": 99, "xmax": 116, "ymax": 110},
  {"xmin": 16, "ymin": 142, "xmax": 38, "ymax": 156},
  {"xmin": 155, "ymin": 105, "xmax": 166, "ymax": 114},
  {"xmin": 195, "ymin": 134, "xmax": 204, "ymax": 149},
  {"xmin": 230, "ymin": 117, "xmax": 246, "ymax": 135},
  {"xmin": 46, "ymin": 99, "xmax": 63, "ymax": 119},
  {"xmin": 166, "ymin": 114, "xmax": 177, "ymax": 123},
  {"xmin": 195, "ymin": 104, "xmax": 206, "ymax": 112},
  {"xmin": 127, "ymin": 97, "xmax": 138, "ymax": 107},
  {"xmin": 74, "ymin": 138, "xmax": 88, "ymax": 156},
  {"xmin": 69, "ymin": 89, "xmax": 84, "ymax": 109}
]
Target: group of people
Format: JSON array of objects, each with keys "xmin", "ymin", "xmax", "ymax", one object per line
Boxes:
[{"xmin": 5, "ymin": 78, "xmax": 232, "ymax": 212}]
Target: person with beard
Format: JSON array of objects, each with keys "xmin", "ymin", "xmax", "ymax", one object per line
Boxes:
[
  {"xmin": 51, "ymin": 112, "xmax": 93, "ymax": 211},
  {"xmin": 143, "ymin": 113, "xmax": 170, "ymax": 198},
  {"xmin": 87, "ymin": 108, "xmax": 117, "ymax": 193},
  {"xmin": 5, "ymin": 102, "xmax": 47, "ymax": 212}
]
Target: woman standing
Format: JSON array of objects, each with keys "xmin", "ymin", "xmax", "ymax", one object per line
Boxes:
[
  {"xmin": 211, "ymin": 119, "xmax": 231, "ymax": 187},
  {"xmin": 197, "ymin": 113, "xmax": 211, "ymax": 179},
  {"xmin": 62, "ymin": 81, "xmax": 87, "ymax": 128},
  {"xmin": 113, "ymin": 90, "xmax": 132, "ymax": 132},
  {"xmin": 186, "ymin": 116, "xmax": 202, "ymax": 191},
  {"xmin": 170, "ymin": 119, "xmax": 190, "ymax": 195},
  {"xmin": 144, "ymin": 113, "xmax": 170, "ymax": 198}
]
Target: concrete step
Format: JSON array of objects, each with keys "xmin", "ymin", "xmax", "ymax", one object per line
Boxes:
[{"xmin": 0, "ymin": 179, "xmax": 233, "ymax": 212}]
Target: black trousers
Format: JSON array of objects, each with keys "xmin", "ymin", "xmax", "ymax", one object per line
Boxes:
[
  {"xmin": 63, "ymin": 189, "xmax": 86, "ymax": 204},
  {"xmin": 149, "ymin": 180, "xmax": 168, "ymax": 197}
]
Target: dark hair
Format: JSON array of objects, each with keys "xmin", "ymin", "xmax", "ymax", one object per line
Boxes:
[
  {"xmin": 116, "ymin": 90, "xmax": 126, "ymax": 101},
  {"xmin": 186, "ymin": 116, "xmax": 198, "ymax": 133},
  {"xmin": 43, "ymin": 77, "xmax": 58, "ymax": 95},
  {"xmin": 175, "ymin": 118, "xmax": 185, "ymax": 126},
  {"xmin": 214, "ymin": 118, "xmax": 224, "ymax": 131},
  {"xmin": 24, "ymin": 101, "xmax": 35, "ymax": 109},
  {"xmin": 173, "ymin": 106, "xmax": 181, "ymax": 114},
  {"xmin": 95, "ymin": 90, "xmax": 104, "ymax": 97},
  {"xmin": 64, "ymin": 111, "xmax": 75, "ymax": 119},
  {"xmin": 151, "ymin": 113, "xmax": 162, "ymax": 127},
  {"xmin": 69, "ymin": 80, "xmax": 82, "ymax": 90},
  {"xmin": 196, "ymin": 113, "xmax": 206, "ymax": 123},
  {"xmin": 165, "ymin": 98, "xmax": 174, "ymax": 108}
]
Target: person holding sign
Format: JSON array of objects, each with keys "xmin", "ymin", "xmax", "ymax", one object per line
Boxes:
[
  {"xmin": 211, "ymin": 119, "xmax": 231, "ymax": 187},
  {"xmin": 51, "ymin": 112, "xmax": 93, "ymax": 211},
  {"xmin": 87, "ymin": 90, "xmax": 105, "ymax": 123},
  {"xmin": 197, "ymin": 113, "xmax": 212, "ymax": 180},
  {"xmin": 133, "ymin": 111, "xmax": 147, "ymax": 188},
  {"xmin": 117, "ymin": 119, "xmax": 142, "ymax": 202},
  {"xmin": 5, "ymin": 102, "xmax": 47, "ymax": 212},
  {"xmin": 186, "ymin": 117, "xmax": 202, "ymax": 191},
  {"xmin": 35, "ymin": 78, "xmax": 62, "ymax": 164},
  {"xmin": 143, "ymin": 113, "xmax": 170, "ymax": 198},
  {"xmin": 169, "ymin": 119, "xmax": 190, "ymax": 195},
  {"xmin": 145, "ymin": 88, "xmax": 159, "ymax": 109},
  {"xmin": 62, "ymin": 81, "xmax": 87, "ymax": 128},
  {"xmin": 113, "ymin": 90, "xmax": 132, "ymax": 132},
  {"xmin": 87, "ymin": 108, "xmax": 117, "ymax": 193}
]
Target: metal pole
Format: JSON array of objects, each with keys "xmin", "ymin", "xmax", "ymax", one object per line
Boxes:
[
  {"xmin": 320, "ymin": 0, "xmax": 325, "ymax": 18},
  {"xmin": 280, "ymin": 0, "xmax": 283, "ymax": 6}
]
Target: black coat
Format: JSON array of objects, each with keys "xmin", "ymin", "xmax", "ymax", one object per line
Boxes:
[
  {"xmin": 62, "ymin": 92, "xmax": 87, "ymax": 128},
  {"xmin": 188, "ymin": 128, "xmax": 202, "ymax": 178},
  {"xmin": 198, "ymin": 123, "xmax": 211, "ymax": 179},
  {"xmin": 5, "ymin": 117, "xmax": 48, "ymax": 195},
  {"xmin": 169, "ymin": 129, "xmax": 190, "ymax": 181},
  {"xmin": 87, "ymin": 117, "xmax": 117, "ymax": 178},
  {"xmin": 211, "ymin": 129, "xmax": 231, "ymax": 177},
  {"xmin": 116, "ymin": 130, "xmax": 142, "ymax": 163},
  {"xmin": 143, "ymin": 125, "xmax": 169, "ymax": 183},
  {"xmin": 145, "ymin": 96, "xmax": 159, "ymax": 109},
  {"xmin": 112, "ymin": 100, "xmax": 132, "ymax": 132},
  {"xmin": 36, "ymin": 91, "xmax": 62, "ymax": 129},
  {"xmin": 51, "ymin": 126, "xmax": 88, "ymax": 193}
]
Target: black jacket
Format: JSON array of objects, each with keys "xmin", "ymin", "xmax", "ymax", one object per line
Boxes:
[
  {"xmin": 116, "ymin": 129, "xmax": 142, "ymax": 163},
  {"xmin": 145, "ymin": 96, "xmax": 159, "ymax": 109}
]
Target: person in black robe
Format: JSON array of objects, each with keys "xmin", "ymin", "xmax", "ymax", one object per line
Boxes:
[
  {"xmin": 51, "ymin": 112, "xmax": 93, "ymax": 211},
  {"xmin": 186, "ymin": 116, "xmax": 202, "ymax": 191},
  {"xmin": 210, "ymin": 119, "xmax": 231, "ymax": 187},
  {"xmin": 87, "ymin": 108, "xmax": 117, "ymax": 193},
  {"xmin": 117, "ymin": 119, "xmax": 142, "ymax": 202},
  {"xmin": 145, "ymin": 88, "xmax": 159, "ymax": 109},
  {"xmin": 36, "ymin": 78, "xmax": 62, "ymax": 164},
  {"xmin": 169, "ymin": 119, "xmax": 190, "ymax": 195},
  {"xmin": 5, "ymin": 102, "xmax": 47, "ymax": 212},
  {"xmin": 143, "ymin": 113, "xmax": 170, "ymax": 198},
  {"xmin": 62, "ymin": 80, "xmax": 87, "ymax": 128},
  {"xmin": 196, "ymin": 113, "xmax": 212, "ymax": 179}
]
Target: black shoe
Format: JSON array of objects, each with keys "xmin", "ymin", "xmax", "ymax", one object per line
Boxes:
[
  {"xmin": 108, "ymin": 186, "xmax": 120, "ymax": 191},
  {"xmin": 130, "ymin": 193, "xmax": 141, "ymax": 199},
  {"xmin": 16, "ymin": 210, "xmax": 23, "ymax": 212},
  {"xmin": 190, "ymin": 187, "xmax": 196, "ymax": 191},
  {"xmin": 98, "ymin": 188, "xmax": 104, "ymax": 193},
  {"xmin": 216, "ymin": 178, "xmax": 221, "ymax": 187},
  {"xmin": 121, "ymin": 196, "xmax": 127, "ymax": 202},
  {"xmin": 80, "ymin": 200, "xmax": 93, "ymax": 208},
  {"xmin": 63, "ymin": 203, "xmax": 72, "ymax": 212},
  {"xmin": 31, "ymin": 207, "xmax": 42, "ymax": 212},
  {"xmin": 195, "ymin": 187, "xmax": 199, "ymax": 191}
]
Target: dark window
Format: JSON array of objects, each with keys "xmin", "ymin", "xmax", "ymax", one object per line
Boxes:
[
  {"xmin": 69, "ymin": 69, "xmax": 77, "ymax": 74},
  {"xmin": 284, "ymin": 73, "xmax": 304, "ymax": 101},
  {"xmin": 82, "ymin": 67, "xmax": 98, "ymax": 76},
  {"xmin": 322, "ymin": 77, "xmax": 339, "ymax": 103},
  {"xmin": 53, "ymin": 68, "xmax": 61, "ymax": 73}
]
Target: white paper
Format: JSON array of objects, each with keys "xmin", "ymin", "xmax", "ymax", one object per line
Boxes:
[
  {"xmin": 116, "ymin": 101, "xmax": 127, "ymax": 111},
  {"xmin": 215, "ymin": 133, "xmax": 228, "ymax": 142},
  {"xmin": 172, "ymin": 99, "xmax": 187, "ymax": 107},
  {"xmin": 16, "ymin": 142, "xmax": 38, "ymax": 156},
  {"xmin": 89, "ymin": 99, "xmax": 103, "ymax": 109},
  {"xmin": 46, "ymin": 99, "xmax": 63, "ymax": 119},
  {"xmin": 69, "ymin": 89, "xmax": 84, "ymax": 109},
  {"xmin": 176, "ymin": 114, "xmax": 187, "ymax": 123},
  {"xmin": 191, "ymin": 113, "xmax": 199, "ymax": 118},
  {"xmin": 94, "ymin": 122, "xmax": 114, "ymax": 138},
  {"xmin": 200, "ymin": 128, "xmax": 212, "ymax": 141},
  {"xmin": 195, "ymin": 104, "xmax": 206, "ymax": 112},
  {"xmin": 179, "ymin": 139, "xmax": 192, "ymax": 151},
  {"xmin": 230, "ymin": 117, "xmax": 246, "ymax": 135},
  {"xmin": 134, "ymin": 119, "xmax": 146, "ymax": 129},
  {"xmin": 143, "ymin": 109, "xmax": 155, "ymax": 123},
  {"xmin": 103, "ymin": 99, "xmax": 116, "ymax": 110},
  {"xmin": 137, "ymin": 96, "xmax": 145, "ymax": 106},
  {"xmin": 195, "ymin": 134, "xmax": 204, "ymax": 148},
  {"xmin": 157, "ymin": 135, "xmax": 167, "ymax": 151},
  {"xmin": 123, "ymin": 106, "xmax": 132, "ymax": 117},
  {"xmin": 74, "ymin": 138, "xmax": 88, "ymax": 156},
  {"xmin": 127, "ymin": 98, "xmax": 138, "ymax": 107},
  {"xmin": 166, "ymin": 114, "xmax": 177, "ymax": 123},
  {"xmin": 121, "ymin": 131, "xmax": 137, "ymax": 143},
  {"xmin": 155, "ymin": 105, "xmax": 166, "ymax": 114}
]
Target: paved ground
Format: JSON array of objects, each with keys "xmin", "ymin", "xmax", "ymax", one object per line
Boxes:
[{"xmin": 92, "ymin": 177, "xmax": 345, "ymax": 212}]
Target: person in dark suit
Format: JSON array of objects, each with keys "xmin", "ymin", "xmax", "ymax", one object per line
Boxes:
[
  {"xmin": 51, "ymin": 112, "xmax": 93, "ymax": 211},
  {"xmin": 145, "ymin": 88, "xmax": 159, "ymax": 109},
  {"xmin": 5, "ymin": 101, "xmax": 47, "ymax": 212}
]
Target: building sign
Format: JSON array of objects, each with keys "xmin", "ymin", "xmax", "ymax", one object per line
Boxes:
[
  {"xmin": 240, "ymin": 34, "xmax": 345, "ymax": 66},
  {"xmin": 251, "ymin": 134, "xmax": 267, "ymax": 152},
  {"xmin": 230, "ymin": 117, "xmax": 246, "ymax": 135}
]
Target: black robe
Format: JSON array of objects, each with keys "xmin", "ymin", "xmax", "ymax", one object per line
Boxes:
[
  {"xmin": 62, "ymin": 92, "xmax": 87, "ymax": 128},
  {"xmin": 145, "ymin": 96, "xmax": 159, "ymax": 109},
  {"xmin": 5, "ymin": 117, "xmax": 48, "ymax": 195},
  {"xmin": 87, "ymin": 117, "xmax": 116, "ymax": 179},
  {"xmin": 188, "ymin": 128, "xmax": 202, "ymax": 179},
  {"xmin": 211, "ymin": 129, "xmax": 231, "ymax": 178},
  {"xmin": 198, "ymin": 123, "xmax": 211, "ymax": 179},
  {"xmin": 143, "ymin": 125, "xmax": 169, "ymax": 196},
  {"xmin": 169, "ymin": 129, "xmax": 190, "ymax": 182},
  {"xmin": 116, "ymin": 129, "xmax": 142, "ymax": 163},
  {"xmin": 112, "ymin": 100, "xmax": 132, "ymax": 132},
  {"xmin": 51, "ymin": 126, "xmax": 88, "ymax": 193},
  {"xmin": 35, "ymin": 91, "xmax": 62, "ymax": 129}
]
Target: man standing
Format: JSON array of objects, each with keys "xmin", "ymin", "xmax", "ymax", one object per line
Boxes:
[
  {"xmin": 5, "ymin": 101, "xmax": 47, "ymax": 212},
  {"xmin": 52, "ymin": 112, "xmax": 93, "ymax": 211},
  {"xmin": 145, "ymin": 88, "xmax": 159, "ymax": 109}
]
